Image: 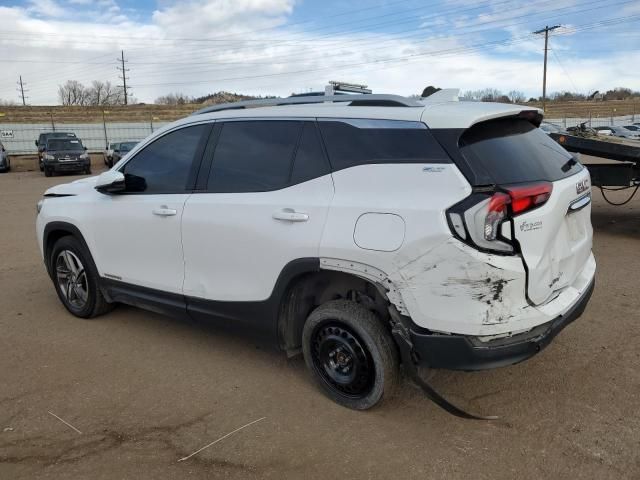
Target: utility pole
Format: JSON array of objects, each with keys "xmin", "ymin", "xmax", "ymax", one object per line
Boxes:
[
  {"xmin": 533, "ymin": 25, "xmax": 561, "ymax": 112},
  {"xmin": 117, "ymin": 50, "xmax": 131, "ymax": 105},
  {"xmin": 17, "ymin": 75, "xmax": 28, "ymax": 106}
]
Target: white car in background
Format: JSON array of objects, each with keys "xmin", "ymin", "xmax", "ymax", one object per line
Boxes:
[
  {"xmin": 36, "ymin": 93, "xmax": 595, "ymax": 410},
  {"xmin": 609, "ymin": 125, "xmax": 640, "ymax": 139}
]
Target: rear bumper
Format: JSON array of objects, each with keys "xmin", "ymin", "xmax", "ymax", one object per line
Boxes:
[{"xmin": 409, "ymin": 278, "xmax": 595, "ymax": 371}]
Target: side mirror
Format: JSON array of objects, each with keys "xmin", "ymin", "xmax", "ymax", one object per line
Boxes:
[
  {"xmin": 35, "ymin": 140, "xmax": 39, "ymax": 146},
  {"xmin": 84, "ymin": 146, "xmax": 88, "ymax": 151},
  {"xmin": 95, "ymin": 170, "xmax": 125, "ymax": 194}
]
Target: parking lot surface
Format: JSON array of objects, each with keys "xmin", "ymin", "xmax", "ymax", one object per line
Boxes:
[{"xmin": 1, "ymin": 169, "xmax": 639, "ymax": 479}]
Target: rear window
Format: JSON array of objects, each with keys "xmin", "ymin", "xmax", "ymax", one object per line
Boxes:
[
  {"xmin": 460, "ymin": 119, "xmax": 582, "ymax": 184},
  {"xmin": 318, "ymin": 119, "xmax": 451, "ymax": 171}
]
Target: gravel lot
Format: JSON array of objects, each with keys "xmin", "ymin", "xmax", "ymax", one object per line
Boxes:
[{"xmin": 1, "ymin": 168, "xmax": 639, "ymax": 479}]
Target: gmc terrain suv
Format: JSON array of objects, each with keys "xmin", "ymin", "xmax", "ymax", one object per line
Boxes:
[{"xmin": 36, "ymin": 93, "xmax": 595, "ymax": 410}]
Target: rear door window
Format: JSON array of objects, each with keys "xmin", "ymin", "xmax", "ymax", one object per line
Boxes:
[
  {"xmin": 460, "ymin": 119, "xmax": 582, "ymax": 184},
  {"xmin": 207, "ymin": 121, "xmax": 303, "ymax": 193},
  {"xmin": 317, "ymin": 119, "xmax": 451, "ymax": 171}
]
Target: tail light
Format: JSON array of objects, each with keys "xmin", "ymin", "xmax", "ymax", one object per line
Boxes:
[{"xmin": 446, "ymin": 182, "xmax": 552, "ymax": 254}]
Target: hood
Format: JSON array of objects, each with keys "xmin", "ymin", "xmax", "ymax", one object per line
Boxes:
[{"xmin": 44, "ymin": 176, "xmax": 99, "ymax": 196}]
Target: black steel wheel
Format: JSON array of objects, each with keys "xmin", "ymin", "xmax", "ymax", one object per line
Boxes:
[
  {"xmin": 310, "ymin": 323, "xmax": 375, "ymax": 398},
  {"xmin": 302, "ymin": 300, "xmax": 399, "ymax": 410}
]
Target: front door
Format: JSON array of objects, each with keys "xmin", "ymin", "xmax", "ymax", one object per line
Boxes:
[{"xmin": 90, "ymin": 123, "xmax": 210, "ymax": 295}]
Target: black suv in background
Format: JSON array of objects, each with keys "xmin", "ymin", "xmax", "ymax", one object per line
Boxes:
[
  {"xmin": 36, "ymin": 132, "xmax": 77, "ymax": 171},
  {"xmin": 42, "ymin": 137, "xmax": 91, "ymax": 177}
]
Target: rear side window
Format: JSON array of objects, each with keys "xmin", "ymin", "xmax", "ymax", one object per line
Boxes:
[
  {"xmin": 208, "ymin": 121, "xmax": 303, "ymax": 193},
  {"xmin": 460, "ymin": 119, "xmax": 582, "ymax": 184},
  {"xmin": 318, "ymin": 119, "xmax": 451, "ymax": 171},
  {"xmin": 121, "ymin": 124, "xmax": 207, "ymax": 193}
]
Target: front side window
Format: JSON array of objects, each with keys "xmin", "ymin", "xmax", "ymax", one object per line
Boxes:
[
  {"xmin": 207, "ymin": 121, "xmax": 303, "ymax": 193},
  {"xmin": 120, "ymin": 124, "xmax": 207, "ymax": 193}
]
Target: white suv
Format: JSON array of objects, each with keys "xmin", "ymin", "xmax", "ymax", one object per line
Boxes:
[{"xmin": 36, "ymin": 93, "xmax": 595, "ymax": 410}]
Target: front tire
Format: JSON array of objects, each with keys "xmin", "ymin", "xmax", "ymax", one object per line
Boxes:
[
  {"xmin": 50, "ymin": 236, "xmax": 112, "ymax": 318},
  {"xmin": 302, "ymin": 300, "xmax": 399, "ymax": 410}
]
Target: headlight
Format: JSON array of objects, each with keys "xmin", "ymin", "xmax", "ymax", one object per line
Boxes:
[
  {"xmin": 80, "ymin": 153, "xmax": 90, "ymax": 160},
  {"xmin": 44, "ymin": 154, "xmax": 55, "ymax": 161},
  {"xmin": 36, "ymin": 198, "xmax": 44, "ymax": 214}
]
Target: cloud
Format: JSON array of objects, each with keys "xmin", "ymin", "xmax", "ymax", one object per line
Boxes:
[
  {"xmin": 0, "ymin": 0, "xmax": 638, "ymax": 105},
  {"xmin": 27, "ymin": 0, "xmax": 66, "ymax": 18}
]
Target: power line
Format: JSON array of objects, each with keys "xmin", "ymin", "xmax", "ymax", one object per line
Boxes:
[
  {"xmin": 550, "ymin": 48, "xmax": 579, "ymax": 92},
  {"xmin": 117, "ymin": 50, "xmax": 131, "ymax": 105},
  {"xmin": 533, "ymin": 24, "xmax": 562, "ymax": 111}
]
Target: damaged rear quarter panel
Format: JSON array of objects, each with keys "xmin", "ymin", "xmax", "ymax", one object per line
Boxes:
[{"xmin": 393, "ymin": 238, "xmax": 545, "ymax": 336}]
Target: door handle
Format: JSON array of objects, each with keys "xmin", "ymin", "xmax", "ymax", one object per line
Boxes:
[
  {"xmin": 152, "ymin": 206, "xmax": 177, "ymax": 216},
  {"xmin": 272, "ymin": 208, "xmax": 309, "ymax": 222}
]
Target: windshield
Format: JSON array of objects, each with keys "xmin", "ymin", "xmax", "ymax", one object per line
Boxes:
[
  {"xmin": 623, "ymin": 126, "xmax": 638, "ymax": 131},
  {"xmin": 119, "ymin": 142, "xmax": 137, "ymax": 152},
  {"xmin": 47, "ymin": 139, "xmax": 84, "ymax": 151}
]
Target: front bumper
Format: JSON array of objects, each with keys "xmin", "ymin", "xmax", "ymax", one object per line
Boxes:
[
  {"xmin": 45, "ymin": 161, "xmax": 89, "ymax": 172},
  {"xmin": 408, "ymin": 278, "xmax": 595, "ymax": 371}
]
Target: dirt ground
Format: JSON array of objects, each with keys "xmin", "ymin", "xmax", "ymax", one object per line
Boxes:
[{"xmin": 1, "ymin": 167, "xmax": 639, "ymax": 480}]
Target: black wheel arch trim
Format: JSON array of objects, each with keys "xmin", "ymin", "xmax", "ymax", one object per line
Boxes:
[{"xmin": 43, "ymin": 221, "xmax": 93, "ymax": 278}]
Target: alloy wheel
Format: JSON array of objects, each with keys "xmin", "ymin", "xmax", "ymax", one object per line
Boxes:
[{"xmin": 55, "ymin": 250, "xmax": 89, "ymax": 309}]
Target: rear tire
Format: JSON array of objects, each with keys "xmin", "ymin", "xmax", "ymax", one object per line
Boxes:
[
  {"xmin": 39, "ymin": 160, "xmax": 44, "ymax": 172},
  {"xmin": 302, "ymin": 300, "xmax": 399, "ymax": 410},
  {"xmin": 49, "ymin": 236, "xmax": 113, "ymax": 319}
]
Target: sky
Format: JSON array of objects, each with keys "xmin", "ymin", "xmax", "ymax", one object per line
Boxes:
[{"xmin": 0, "ymin": 0, "xmax": 639, "ymax": 105}]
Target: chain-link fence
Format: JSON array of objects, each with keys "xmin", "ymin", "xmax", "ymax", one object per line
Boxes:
[
  {"xmin": 1, "ymin": 113, "xmax": 638, "ymax": 156},
  {"xmin": 0, "ymin": 121, "xmax": 169, "ymax": 155},
  {"xmin": 545, "ymin": 114, "xmax": 638, "ymax": 129}
]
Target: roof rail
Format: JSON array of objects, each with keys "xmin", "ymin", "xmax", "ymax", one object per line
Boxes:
[{"xmin": 191, "ymin": 94, "xmax": 422, "ymax": 116}]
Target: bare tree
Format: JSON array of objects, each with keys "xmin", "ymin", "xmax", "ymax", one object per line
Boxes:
[
  {"xmin": 155, "ymin": 92, "xmax": 194, "ymax": 105},
  {"xmin": 86, "ymin": 80, "xmax": 124, "ymax": 106},
  {"xmin": 58, "ymin": 80, "xmax": 88, "ymax": 106},
  {"xmin": 0, "ymin": 99, "xmax": 17, "ymax": 106},
  {"xmin": 508, "ymin": 90, "xmax": 526, "ymax": 103}
]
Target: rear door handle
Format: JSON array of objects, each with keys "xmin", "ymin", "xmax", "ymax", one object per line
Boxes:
[
  {"xmin": 152, "ymin": 206, "xmax": 177, "ymax": 217},
  {"xmin": 272, "ymin": 208, "xmax": 309, "ymax": 222}
]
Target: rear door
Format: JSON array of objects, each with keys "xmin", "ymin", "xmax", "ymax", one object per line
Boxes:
[
  {"xmin": 181, "ymin": 120, "xmax": 334, "ymax": 305},
  {"xmin": 459, "ymin": 118, "xmax": 592, "ymax": 305}
]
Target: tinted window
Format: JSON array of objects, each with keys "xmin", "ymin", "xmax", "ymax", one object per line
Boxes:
[
  {"xmin": 208, "ymin": 121, "xmax": 302, "ymax": 193},
  {"xmin": 121, "ymin": 124, "xmax": 207, "ymax": 193},
  {"xmin": 47, "ymin": 139, "xmax": 84, "ymax": 151},
  {"xmin": 291, "ymin": 123, "xmax": 330, "ymax": 184},
  {"xmin": 460, "ymin": 119, "xmax": 583, "ymax": 184},
  {"xmin": 318, "ymin": 119, "xmax": 450, "ymax": 171}
]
